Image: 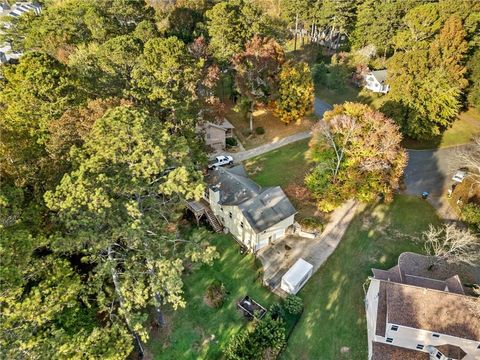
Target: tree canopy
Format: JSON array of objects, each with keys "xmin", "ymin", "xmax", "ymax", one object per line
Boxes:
[{"xmin": 306, "ymin": 103, "xmax": 407, "ymax": 211}]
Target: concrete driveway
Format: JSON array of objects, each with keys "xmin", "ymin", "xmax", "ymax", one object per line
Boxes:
[{"xmin": 404, "ymin": 146, "xmax": 471, "ymax": 220}]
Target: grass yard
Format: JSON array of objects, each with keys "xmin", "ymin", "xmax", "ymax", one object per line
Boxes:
[
  {"xmin": 244, "ymin": 138, "xmax": 310, "ymax": 188},
  {"xmin": 244, "ymin": 139, "xmax": 321, "ymax": 223},
  {"xmin": 146, "ymin": 230, "xmax": 276, "ymax": 359},
  {"xmin": 224, "ymin": 101, "xmax": 316, "ymax": 150},
  {"xmin": 281, "ymin": 195, "xmax": 441, "ymax": 360},
  {"xmin": 403, "ymin": 107, "xmax": 480, "ymax": 150}
]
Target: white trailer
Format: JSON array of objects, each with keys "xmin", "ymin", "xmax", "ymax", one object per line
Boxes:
[{"xmin": 281, "ymin": 258, "xmax": 313, "ymax": 295}]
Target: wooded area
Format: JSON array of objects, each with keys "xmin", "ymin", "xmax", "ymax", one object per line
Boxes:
[{"xmin": 0, "ymin": 0, "xmax": 479, "ymax": 359}]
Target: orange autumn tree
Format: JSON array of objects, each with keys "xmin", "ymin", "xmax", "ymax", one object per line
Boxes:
[
  {"xmin": 274, "ymin": 61, "xmax": 314, "ymax": 124},
  {"xmin": 306, "ymin": 102, "xmax": 407, "ymax": 211}
]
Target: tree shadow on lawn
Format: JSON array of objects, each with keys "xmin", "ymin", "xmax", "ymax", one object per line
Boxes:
[
  {"xmin": 281, "ymin": 195, "xmax": 441, "ymax": 360},
  {"xmin": 146, "ymin": 231, "xmax": 277, "ymax": 360}
]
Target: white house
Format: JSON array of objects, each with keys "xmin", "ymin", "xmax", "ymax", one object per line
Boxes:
[
  {"xmin": 365, "ymin": 252, "xmax": 480, "ymax": 360},
  {"xmin": 188, "ymin": 165, "xmax": 296, "ymax": 252},
  {"xmin": 365, "ymin": 69, "xmax": 390, "ymax": 94}
]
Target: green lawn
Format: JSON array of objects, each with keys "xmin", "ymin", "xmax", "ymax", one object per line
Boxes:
[
  {"xmin": 281, "ymin": 195, "xmax": 441, "ymax": 360},
  {"xmin": 147, "ymin": 230, "xmax": 276, "ymax": 359},
  {"xmin": 403, "ymin": 107, "xmax": 480, "ymax": 150},
  {"xmin": 244, "ymin": 139, "xmax": 310, "ymax": 188}
]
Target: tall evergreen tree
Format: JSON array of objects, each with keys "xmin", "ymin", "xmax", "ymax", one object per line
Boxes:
[{"xmin": 44, "ymin": 106, "xmax": 217, "ymax": 353}]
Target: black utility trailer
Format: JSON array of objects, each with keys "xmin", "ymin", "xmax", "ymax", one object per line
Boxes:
[{"xmin": 237, "ymin": 295, "xmax": 267, "ymax": 320}]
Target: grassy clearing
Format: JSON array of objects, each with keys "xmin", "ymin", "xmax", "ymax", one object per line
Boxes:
[
  {"xmin": 225, "ymin": 102, "xmax": 315, "ymax": 150},
  {"xmin": 147, "ymin": 230, "xmax": 276, "ymax": 360},
  {"xmin": 403, "ymin": 107, "xmax": 480, "ymax": 150},
  {"xmin": 244, "ymin": 139, "xmax": 320, "ymax": 222},
  {"xmin": 281, "ymin": 195, "xmax": 441, "ymax": 360},
  {"xmin": 244, "ymin": 139, "xmax": 310, "ymax": 188}
]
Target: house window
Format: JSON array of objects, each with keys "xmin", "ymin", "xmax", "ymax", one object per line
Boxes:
[
  {"xmin": 386, "ymin": 338, "xmax": 393, "ymax": 343},
  {"xmin": 229, "ymin": 212, "xmax": 232, "ymax": 219},
  {"xmin": 206, "ymin": 133, "xmax": 211, "ymax": 139},
  {"xmin": 220, "ymin": 207, "xmax": 223, "ymax": 212},
  {"xmin": 240, "ymin": 222, "xmax": 244, "ymax": 228},
  {"xmin": 416, "ymin": 344, "xmax": 424, "ymax": 350},
  {"xmin": 436, "ymin": 352, "xmax": 442, "ymax": 359},
  {"xmin": 390, "ymin": 325, "xmax": 398, "ymax": 331},
  {"xmin": 432, "ymin": 333, "xmax": 440, "ymax": 338},
  {"xmin": 477, "ymin": 344, "xmax": 480, "ymax": 349}
]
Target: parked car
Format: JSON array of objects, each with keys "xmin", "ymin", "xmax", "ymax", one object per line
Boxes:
[
  {"xmin": 208, "ymin": 155, "xmax": 233, "ymax": 169},
  {"xmin": 452, "ymin": 169, "xmax": 468, "ymax": 183}
]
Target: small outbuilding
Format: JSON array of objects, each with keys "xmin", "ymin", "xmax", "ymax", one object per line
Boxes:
[{"xmin": 281, "ymin": 258, "xmax": 313, "ymax": 295}]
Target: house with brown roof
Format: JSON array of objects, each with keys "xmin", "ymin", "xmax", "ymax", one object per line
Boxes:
[
  {"xmin": 365, "ymin": 252, "xmax": 480, "ymax": 360},
  {"xmin": 196, "ymin": 119, "xmax": 235, "ymax": 151}
]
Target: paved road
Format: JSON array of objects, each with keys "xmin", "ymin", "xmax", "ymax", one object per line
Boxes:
[
  {"xmin": 404, "ymin": 146, "xmax": 471, "ymax": 220},
  {"xmin": 227, "ymin": 130, "xmax": 312, "ymax": 162},
  {"xmin": 314, "ymin": 97, "xmax": 333, "ymax": 117}
]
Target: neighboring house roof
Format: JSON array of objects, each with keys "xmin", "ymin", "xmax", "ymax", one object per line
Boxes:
[
  {"xmin": 197, "ymin": 118, "xmax": 235, "ymax": 133},
  {"xmin": 206, "ymin": 165, "xmax": 296, "ymax": 233},
  {"xmin": 372, "ymin": 342, "xmax": 429, "ymax": 360},
  {"xmin": 369, "ymin": 70, "xmax": 388, "ymax": 85},
  {"xmin": 385, "ymin": 281, "xmax": 480, "ymax": 341},
  {"xmin": 374, "ymin": 252, "xmax": 465, "ymax": 295}
]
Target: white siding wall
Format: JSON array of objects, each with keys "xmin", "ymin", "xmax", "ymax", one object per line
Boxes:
[
  {"xmin": 255, "ymin": 214, "xmax": 295, "ymax": 250},
  {"xmin": 365, "ymin": 278, "xmax": 381, "ymax": 360},
  {"xmin": 383, "ymin": 323, "xmax": 480, "ymax": 359}
]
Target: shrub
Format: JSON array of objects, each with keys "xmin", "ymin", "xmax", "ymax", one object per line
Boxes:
[
  {"xmin": 269, "ymin": 303, "xmax": 285, "ymax": 320},
  {"xmin": 223, "ymin": 315, "xmax": 286, "ymax": 360},
  {"xmin": 255, "ymin": 126, "xmax": 265, "ymax": 135},
  {"xmin": 226, "ymin": 137, "xmax": 238, "ymax": 147},
  {"xmin": 204, "ymin": 280, "xmax": 227, "ymax": 308},
  {"xmin": 461, "ymin": 202, "xmax": 480, "ymax": 231},
  {"xmin": 283, "ymin": 295, "xmax": 303, "ymax": 315},
  {"xmin": 311, "ymin": 62, "xmax": 328, "ymax": 89},
  {"xmin": 299, "ymin": 217, "xmax": 324, "ymax": 232}
]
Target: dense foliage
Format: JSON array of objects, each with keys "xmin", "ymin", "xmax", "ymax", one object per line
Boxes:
[
  {"xmin": 306, "ymin": 103, "xmax": 407, "ymax": 211},
  {"xmin": 275, "ymin": 61, "xmax": 314, "ymax": 124},
  {"xmin": 1, "ymin": 0, "xmax": 478, "ymax": 357},
  {"xmin": 223, "ymin": 315, "xmax": 286, "ymax": 360}
]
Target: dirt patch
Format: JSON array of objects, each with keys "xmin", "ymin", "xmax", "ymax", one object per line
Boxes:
[
  {"xmin": 224, "ymin": 101, "xmax": 315, "ymax": 149},
  {"xmin": 148, "ymin": 313, "xmax": 173, "ymax": 349},
  {"xmin": 204, "ymin": 281, "xmax": 227, "ymax": 308}
]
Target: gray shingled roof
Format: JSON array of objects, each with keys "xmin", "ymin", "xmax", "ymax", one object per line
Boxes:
[
  {"xmin": 371, "ymin": 70, "xmax": 387, "ymax": 84},
  {"xmin": 206, "ymin": 166, "xmax": 296, "ymax": 233},
  {"xmin": 239, "ymin": 186, "xmax": 297, "ymax": 233},
  {"xmin": 206, "ymin": 166, "xmax": 261, "ymax": 206}
]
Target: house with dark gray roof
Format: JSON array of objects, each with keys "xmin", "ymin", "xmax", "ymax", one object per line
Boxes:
[
  {"xmin": 202, "ymin": 165, "xmax": 296, "ymax": 252},
  {"xmin": 365, "ymin": 252, "xmax": 480, "ymax": 360},
  {"xmin": 365, "ymin": 69, "xmax": 390, "ymax": 94}
]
